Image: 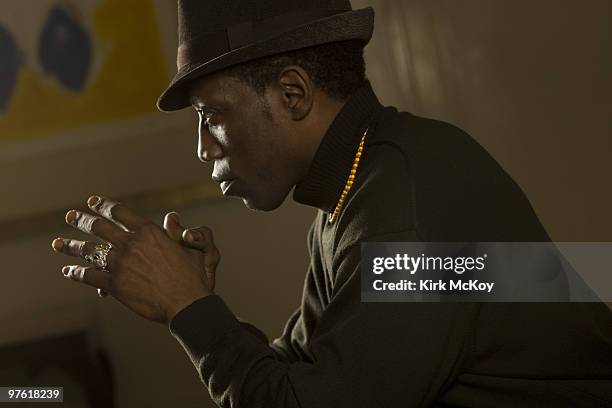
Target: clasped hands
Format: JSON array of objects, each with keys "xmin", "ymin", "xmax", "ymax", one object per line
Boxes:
[{"xmin": 51, "ymin": 195, "xmax": 221, "ymax": 325}]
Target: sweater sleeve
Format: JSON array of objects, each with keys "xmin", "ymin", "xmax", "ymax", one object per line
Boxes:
[
  {"xmin": 236, "ymin": 318, "xmax": 269, "ymax": 345},
  {"xmin": 169, "ymin": 232, "xmax": 478, "ymax": 408}
]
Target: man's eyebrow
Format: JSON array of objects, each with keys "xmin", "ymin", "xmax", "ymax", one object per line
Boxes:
[
  {"xmin": 189, "ymin": 96, "xmax": 218, "ymax": 110},
  {"xmin": 189, "ymin": 96, "xmax": 201, "ymax": 107}
]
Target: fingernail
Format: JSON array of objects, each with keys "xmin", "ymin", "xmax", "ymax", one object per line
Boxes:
[
  {"xmin": 184, "ymin": 231, "xmax": 194, "ymax": 241},
  {"xmin": 167, "ymin": 212, "xmax": 177, "ymax": 223},
  {"xmin": 52, "ymin": 238, "xmax": 63, "ymax": 250},
  {"xmin": 65, "ymin": 210, "xmax": 80, "ymax": 223},
  {"xmin": 88, "ymin": 196, "xmax": 100, "ymax": 207}
]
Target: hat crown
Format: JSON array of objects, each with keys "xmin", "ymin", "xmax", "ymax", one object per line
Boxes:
[
  {"xmin": 177, "ymin": 0, "xmax": 353, "ymax": 41},
  {"xmin": 158, "ymin": 0, "xmax": 373, "ymax": 111}
]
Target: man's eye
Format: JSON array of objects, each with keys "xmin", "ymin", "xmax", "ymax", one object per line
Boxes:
[{"xmin": 196, "ymin": 109, "xmax": 216, "ymax": 123}]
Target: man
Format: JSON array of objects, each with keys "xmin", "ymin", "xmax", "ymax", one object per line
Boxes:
[{"xmin": 52, "ymin": 1, "xmax": 612, "ymax": 407}]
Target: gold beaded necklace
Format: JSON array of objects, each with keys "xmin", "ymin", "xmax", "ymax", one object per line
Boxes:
[{"xmin": 328, "ymin": 127, "xmax": 368, "ymax": 224}]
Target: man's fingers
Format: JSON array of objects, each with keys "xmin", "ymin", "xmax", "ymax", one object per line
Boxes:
[
  {"xmin": 163, "ymin": 212, "xmax": 184, "ymax": 242},
  {"xmin": 65, "ymin": 210, "xmax": 129, "ymax": 245},
  {"xmin": 62, "ymin": 265, "xmax": 112, "ymax": 292},
  {"xmin": 204, "ymin": 258, "xmax": 218, "ymax": 291},
  {"xmin": 52, "ymin": 238, "xmax": 117, "ymax": 273},
  {"xmin": 87, "ymin": 195, "xmax": 148, "ymax": 232},
  {"xmin": 182, "ymin": 227, "xmax": 221, "ymax": 268},
  {"xmin": 52, "ymin": 238, "xmax": 99, "ymax": 259},
  {"xmin": 181, "ymin": 226, "xmax": 219, "ymax": 290},
  {"xmin": 162, "ymin": 216, "xmax": 219, "ymax": 289},
  {"xmin": 182, "ymin": 226, "xmax": 214, "ymax": 251}
]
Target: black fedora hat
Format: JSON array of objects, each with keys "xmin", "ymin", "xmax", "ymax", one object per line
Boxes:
[{"xmin": 157, "ymin": 0, "xmax": 374, "ymax": 112}]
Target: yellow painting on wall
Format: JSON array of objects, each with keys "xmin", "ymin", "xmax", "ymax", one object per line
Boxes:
[{"xmin": 0, "ymin": 0, "xmax": 168, "ymax": 142}]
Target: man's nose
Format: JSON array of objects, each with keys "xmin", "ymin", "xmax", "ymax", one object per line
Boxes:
[{"xmin": 197, "ymin": 127, "xmax": 223, "ymax": 163}]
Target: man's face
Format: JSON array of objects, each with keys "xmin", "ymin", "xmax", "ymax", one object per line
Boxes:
[{"xmin": 186, "ymin": 72, "xmax": 304, "ymax": 211}]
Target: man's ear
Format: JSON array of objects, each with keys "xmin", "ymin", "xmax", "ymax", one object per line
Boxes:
[{"xmin": 277, "ymin": 65, "xmax": 313, "ymax": 121}]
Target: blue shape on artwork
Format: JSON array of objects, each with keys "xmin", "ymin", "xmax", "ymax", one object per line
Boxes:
[
  {"xmin": 39, "ymin": 5, "xmax": 92, "ymax": 91},
  {"xmin": 0, "ymin": 24, "xmax": 21, "ymax": 112}
]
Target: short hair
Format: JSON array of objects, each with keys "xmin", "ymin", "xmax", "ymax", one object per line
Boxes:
[{"xmin": 224, "ymin": 40, "xmax": 367, "ymax": 101}]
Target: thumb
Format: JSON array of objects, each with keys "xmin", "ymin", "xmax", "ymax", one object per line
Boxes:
[
  {"xmin": 182, "ymin": 228, "xmax": 205, "ymax": 249},
  {"xmin": 163, "ymin": 212, "xmax": 184, "ymax": 241},
  {"xmin": 182, "ymin": 226, "xmax": 216, "ymax": 253},
  {"xmin": 182, "ymin": 227, "xmax": 219, "ymax": 291}
]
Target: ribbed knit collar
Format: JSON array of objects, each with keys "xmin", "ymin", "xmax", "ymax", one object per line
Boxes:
[{"xmin": 292, "ymin": 81, "xmax": 383, "ymax": 213}]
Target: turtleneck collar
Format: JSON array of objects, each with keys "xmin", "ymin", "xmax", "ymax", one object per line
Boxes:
[{"xmin": 292, "ymin": 81, "xmax": 383, "ymax": 213}]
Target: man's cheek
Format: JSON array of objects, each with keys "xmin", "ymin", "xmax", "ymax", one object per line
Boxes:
[{"xmin": 209, "ymin": 123, "xmax": 229, "ymax": 145}]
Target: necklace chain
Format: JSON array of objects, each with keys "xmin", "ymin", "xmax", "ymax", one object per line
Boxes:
[{"xmin": 328, "ymin": 127, "xmax": 368, "ymax": 224}]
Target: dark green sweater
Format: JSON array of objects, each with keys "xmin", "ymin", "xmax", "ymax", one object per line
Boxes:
[{"xmin": 170, "ymin": 83, "xmax": 612, "ymax": 407}]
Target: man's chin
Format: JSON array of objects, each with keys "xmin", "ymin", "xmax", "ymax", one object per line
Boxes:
[{"xmin": 240, "ymin": 193, "xmax": 287, "ymax": 212}]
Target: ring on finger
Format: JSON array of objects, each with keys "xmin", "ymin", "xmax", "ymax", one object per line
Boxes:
[{"xmin": 85, "ymin": 242, "xmax": 113, "ymax": 270}]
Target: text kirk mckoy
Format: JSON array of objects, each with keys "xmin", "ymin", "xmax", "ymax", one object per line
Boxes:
[{"xmin": 372, "ymin": 278, "xmax": 496, "ymax": 293}]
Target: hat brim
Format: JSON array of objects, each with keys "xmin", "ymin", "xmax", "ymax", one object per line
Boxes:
[{"xmin": 157, "ymin": 7, "xmax": 374, "ymax": 112}]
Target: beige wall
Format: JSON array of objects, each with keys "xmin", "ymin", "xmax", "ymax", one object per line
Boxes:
[
  {"xmin": 1, "ymin": 1, "xmax": 610, "ymax": 407},
  {"xmin": 355, "ymin": 0, "xmax": 611, "ymax": 241}
]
